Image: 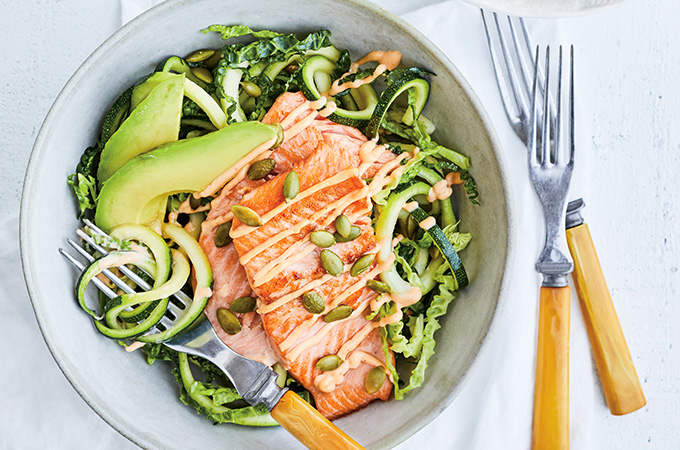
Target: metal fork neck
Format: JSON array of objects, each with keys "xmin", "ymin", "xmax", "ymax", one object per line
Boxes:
[
  {"xmin": 540, "ymin": 272, "xmax": 570, "ymax": 288},
  {"xmin": 165, "ymin": 318, "xmax": 287, "ymax": 411}
]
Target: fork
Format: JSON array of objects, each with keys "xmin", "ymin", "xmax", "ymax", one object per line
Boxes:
[
  {"xmin": 526, "ymin": 45, "xmax": 573, "ymax": 450},
  {"xmin": 60, "ymin": 222, "xmax": 364, "ymax": 450},
  {"xmin": 482, "ymin": 10, "xmax": 646, "ymax": 419}
]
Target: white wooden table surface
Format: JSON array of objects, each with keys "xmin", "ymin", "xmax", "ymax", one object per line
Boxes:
[{"xmin": 1, "ymin": 0, "xmax": 678, "ymax": 448}]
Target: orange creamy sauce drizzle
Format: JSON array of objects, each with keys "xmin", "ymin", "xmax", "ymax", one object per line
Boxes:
[
  {"xmin": 237, "ymin": 173, "xmax": 370, "ymax": 265},
  {"xmin": 325, "ymin": 50, "xmax": 402, "ymax": 97},
  {"xmin": 197, "ymin": 137, "xmax": 277, "ymax": 198},
  {"xmin": 125, "ymin": 341, "xmax": 146, "ymax": 352},
  {"xmin": 402, "ymin": 201, "xmax": 419, "ymax": 213},
  {"xmin": 230, "ymin": 167, "xmax": 361, "ymax": 239},
  {"xmin": 285, "ymin": 289, "xmax": 375, "ymax": 361},
  {"xmin": 419, "ymin": 216, "xmax": 437, "ymax": 230},
  {"xmin": 277, "ymin": 251, "xmax": 394, "ymax": 354},
  {"xmin": 314, "ymin": 351, "xmax": 385, "ymax": 393},
  {"xmin": 426, "ymin": 179, "xmax": 453, "ymax": 203},
  {"xmin": 249, "ymin": 148, "xmax": 406, "ymax": 291},
  {"xmin": 308, "ymin": 261, "xmax": 421, "ymax": 392},
  {"xmin": 193, "ymin": 286, "xmax": 213, "ymax": 301},
  {"xmin": 251, "ymin": 204, "xmax": 373, "ymax": 287}
]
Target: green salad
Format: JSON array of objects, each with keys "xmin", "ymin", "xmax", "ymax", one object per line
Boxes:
[{"xmin": 68, "ymin": 25, "xmax": 479, "ymax": 425}]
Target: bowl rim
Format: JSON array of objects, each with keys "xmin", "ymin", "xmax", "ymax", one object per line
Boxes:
[
  {"xmin": 461, "ymin": 0, "xmax": 630, "ymax": 18},
  {"xmin": 20, "ymin": 0, "xmax": 516, "ymax": 448}
]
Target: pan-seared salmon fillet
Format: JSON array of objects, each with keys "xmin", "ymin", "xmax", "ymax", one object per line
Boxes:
[
  {"xmin": 200, "ymin": 211, "xmax": 277, "ymax": 366},
  {"xmin": 264, "ymin": 92, "xmax": 395, "ymax": 177},
  {"xmin": 231, "ymin": 140, "xmax": 393, "ymax": 419},
  {"xmin": 199, "ymin": 94, "xmax": 333, "ymax": 364}
]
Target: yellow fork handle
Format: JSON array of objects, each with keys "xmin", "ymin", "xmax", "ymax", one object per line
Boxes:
[
  {"xmin": 566, "ymin": 223, "xmax": 646, "ymax": 415},
  {"xmin": 270, "ymin": 390, "xmax": 365, "ymax": 450},
  {"xmin": 532, "ymin": 286, "xmax": 570, "ymax": 450}
]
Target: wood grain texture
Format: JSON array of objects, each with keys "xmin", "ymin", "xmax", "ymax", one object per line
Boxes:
[
  {"xmin": 532, "ymin": 286, "xmax": 570, "ymax": 450},
  {"xmin": 270, "ymin": 390, "xmax": 365, "ymax": 450},
  {"xmin": 567, "ymin": 224, "xmax": 646, "ymax": 415}
]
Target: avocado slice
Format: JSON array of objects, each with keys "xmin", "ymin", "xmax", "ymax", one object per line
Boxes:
[
  {"xmin": 95, "ymin": 121, "xmax": 281, "ymax": 232},
  {"xmin": 130, "ymin": 71, "xmax": 176, "ymax": 111},
  {"xmin": 97, "ymin": 73, "xmax": 185, "ymax": 183}
]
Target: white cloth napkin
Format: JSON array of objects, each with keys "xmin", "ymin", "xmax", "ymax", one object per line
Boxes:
[{"xmin": 0, "ymin": 1, "xmax": 595, "ymax": 449}]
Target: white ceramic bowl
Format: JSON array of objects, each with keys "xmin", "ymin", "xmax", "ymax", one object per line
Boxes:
[{"xmin": 21, "ymin": 0, "xmax": 514, "ymax": 448}]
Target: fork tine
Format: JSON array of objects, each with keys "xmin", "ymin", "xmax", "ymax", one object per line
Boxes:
[
  {"xmin": 493, "ymin": 12, "xmax": 529, "ymax": 119},
  {"xmin": 68, "ymin": 237, "xmax": 137, "ymax": 295},
  {"xmin": 529, "ymin": 46, "xmax": 540, "ymax": 166},
  {"xmin": 507, "ymin": 17, "xmax": 533, "ymax": 101},
  {"xmin": 76, "ymin": 226, "xmax": 191, "ymax": 310},
  {"xmin": 59, "ymin": 248, "xmax": 118, "ymax": 299},
  {"xmin": 569, "ymin": 45, "xmax": 575, "ymax": 164},
  {"xmin": 555, "ymin": 46, "xmax": 564, "ymax": 165},
  {"xmin": 66, "ymin": 238, "xmax": 187, "ymax": 322},
  {"xmin": 76, "ymin": 228, "xmax": 154, "ymax": 291},
  {"xmin": 481, "ymin": 10, "xmax": 522, "ymax": 127},
  {"xmin": 83, "ymin": 218, "xmax": 106, "ymax": 237},
  {"xmin": 541, "ymin": 46, "xmax": 551, "ymax": 165}
]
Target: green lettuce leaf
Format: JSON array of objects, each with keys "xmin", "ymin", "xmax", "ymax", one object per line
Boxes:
[
  {"xmin": 389, "ymin": 314, "xmax": 425, "ymax": 359},
  {"xmin": 397, "ymin": 274, "xmax": 457, "ymax": 396},
  {"xmin": 67, "ymin": 173, "xmax": 97, "ymax": 219},
  {"xmin": 442, "ymin": 225, "xmax": 472, "ymax": 252},
  {"xmin": 202, "ymin": 24, "xmax": 284, "ymax": 40}
]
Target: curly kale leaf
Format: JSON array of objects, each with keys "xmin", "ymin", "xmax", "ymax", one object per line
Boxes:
[
  {"xmin": 338, "ymin": 68, "xmax": 375, "ymax": 85},
  {"xmin": 331, "ymin": 49, "xmax": 351, "ymax": 81},
  {"xmin": 385, "ymin": 67, "xmax": 434, "ymax": 85},
  {"xmin": 381, "ymin": 119, "xmax": 480, "ymax": 205},
  {"xmin": 437, "ymin": 160, "xmax": 480, "ymax": 205},
  {"xmin": 215, "ymin": 29, "xmax": 333, "ymax": 68}
]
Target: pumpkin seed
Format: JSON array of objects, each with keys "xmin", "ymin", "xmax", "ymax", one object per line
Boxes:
[
  {"xmin": 283, "ymin": 171, "xmax": 299, "ymax": 200},
  {"xmin": 365, "ymin": 367, "xmax": 386, "ymax": 394},
  {"xmin": 216, "ymin": 308, "xmax": 241, "ymax": 335},
  {"xmin": 320, "ymin": 249, "xmax": 343, "ymax": 276},
  {"xmin": 285, "ymin": 63, "xmax": 300, "ymax": 74},
  {"xmin": 214, "ymin": 222, "xmax": 233, "ymax": 247},
  {"xmin": 323, "ymin": 305, "xmax": 353, "ymax": 323},
  {"xmin": 186, "ymin": 129, "xmax": 208, "ymax": 139},
  {"xmin": 186, "ymin": 49, "xmax": 215, "ymax": 62},
  {"xmin": 231, "ymin": 205, "xmax": 263, "ymax": 227},
  {"xmin": 366, "ymin": 279, "xmax": 391, "ymax": 294},
  {"xmin": 316, "ymin": 355, "xmax": 343, "ymax": 371},
  {"xmin": 406, "ymin": 215, "xmax": 418, "ymax": 240},
  {"xmin": 229, "ymin": 296, "xmax": 257, "ymax": 314},
  {"xmin": 310, "ymin": 230, "xmax": 335, "ymax": 248},
  {"xmin": 334, "ymin": 214, "xmax": 351, "ymax": 238},
  {"xmin": 247, "ymin": 158, "xmax": 276, "ymax": 180},
  {"xmin": 189, "ymin": 195, "xmax": 201, "ymax": 210},
  {"xmin": 350, "ymin": 254, "xmax": 375, "ymax": 277},
  {"xmin": 242, "ymin": 81, "xmax": 262, "ymax": 97},
  {"xmin": 191, "ymin": 67, "xmax": 213, "ymax": 84},
  {"xmin": 334, "ymin": 226, "xmax": 362, "ymax": 243},
  {"xmin": 302, "ymin": 291, "xmax": 326, "ymax": 314},
  {"xmin": 272, "ymin": 123, "xmax": 284, "ymax": 148},
  {"xmin": 203, "ymin": 51, "xmax": 222, "ymax": 69}
]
